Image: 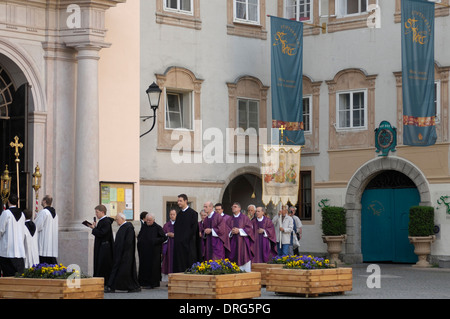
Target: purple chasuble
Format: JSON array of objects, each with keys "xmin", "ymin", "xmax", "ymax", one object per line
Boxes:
[
  {"xmin": 203, "ymin": 212, "xmax": 230, "ymax": 261},
  {"xmin": 251, "ymin": 217, "xmax": 277, "ymax": 263},
  {"xmin": 227, "ymin": 213, "xmax": 254, "ymax": 266},
  {"xmin": 162, "ymin": 221, "xmax": 175, "ymax": 274}
]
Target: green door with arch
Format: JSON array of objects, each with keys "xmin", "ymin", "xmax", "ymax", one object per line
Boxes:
[{"xmin": 361, "ymin": 171, "xmax": 419, "ymax": 263}]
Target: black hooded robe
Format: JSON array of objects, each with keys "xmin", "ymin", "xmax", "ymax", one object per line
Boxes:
[
  {"xmin": 108, "ymin": 222, "xmax": 140, "ymax": 291},
  {"xmin": 137, "ymin": 222, "xmax": 167, "ymax": 288},
  {"xmin": 92, "ymin": 216, "xmax": 114, "ymax": 285}
]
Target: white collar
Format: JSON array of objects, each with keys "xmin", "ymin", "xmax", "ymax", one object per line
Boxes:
[
  {"xmin": 182, "ymin": 206, "xmax": 189, "ymax": 212},
  {"xmin": 257, "ymin": 216, "xmax": 264, "ymax": 222},
  {"xmin": 208, "ymin": 211, "xmax": 215, "ymax": 218},
  {"xmin": 233, "ymin": 212, "xmax": 241, "ymax": 218},
  {"xmin": 119, "ymin": 221, "xmax": 127, "ymax": 228},
  {"xmin": 171, "ymin": 220, "xmax": 175, "ymax": 225}
]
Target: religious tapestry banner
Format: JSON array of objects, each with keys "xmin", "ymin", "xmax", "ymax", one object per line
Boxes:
[
  {"xmin": 401, "ymin": 0, "xmax": 436, "ymax": 146},
  {"xmin": 261, "ymin": 145, "xmax": 301, "ymax": 206},
  {"xmin": 270, "ymin": 16, "xmax": 304, "ymax": 146}
]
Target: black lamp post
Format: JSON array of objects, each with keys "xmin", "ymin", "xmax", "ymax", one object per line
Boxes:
[{"xmin": 140, "ymin": 82, "xmax": 162, "ymax": 138}]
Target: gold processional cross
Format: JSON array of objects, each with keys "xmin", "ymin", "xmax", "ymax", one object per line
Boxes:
[
  {"xmin": 279, "ymin": 125, "xmax": 286, "ymax": 145},
  {"xmin": 10, "ymin": 136, "xmax": 23, "ymax": 207}
]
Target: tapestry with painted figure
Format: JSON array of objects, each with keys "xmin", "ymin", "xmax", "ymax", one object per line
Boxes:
[{"xmin": 261, "ymin": 145, "xmax": 301, "ymax": 206}]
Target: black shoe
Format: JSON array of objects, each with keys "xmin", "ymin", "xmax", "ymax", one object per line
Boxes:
[
  {"xmin": 104, "ymin": 286, "xmax": 115, "ymax": 293},
  {"xmin": 128, "ymin": 287, "xmax": 141, "ymax": 293}
]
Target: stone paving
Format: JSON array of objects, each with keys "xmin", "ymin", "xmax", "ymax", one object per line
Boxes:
[{"xmin": 104, "ymin": 263, "xmax": 450, "ymax": 299}]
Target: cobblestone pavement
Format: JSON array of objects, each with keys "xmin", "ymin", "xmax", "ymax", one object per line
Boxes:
[{"xmin": 104, "ymin": 263, "xmax": 450, "ymax": 299}]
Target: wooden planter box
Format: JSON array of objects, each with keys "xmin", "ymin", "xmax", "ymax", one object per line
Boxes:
[
  {"xmin": 168, "ymin": 272, "xmax": 261, "ymax": 299},
  {"xmin": 266, "ymin": 267, "xmax": 352, "ymax": 297},
  {"xmin": 251, "ymin": 263, "xmax": 283, "ymax": 286},
  {"xmin": 0, "ymin": 277, "xmax": 104, "ymax": 299}
]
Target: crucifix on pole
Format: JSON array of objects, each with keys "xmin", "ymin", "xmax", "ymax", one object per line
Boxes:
[
  {"xmin": 279, "ymin": 125, "xmax": 286, "ymax": 145},
  {"xmin": 10, "ymin": 136, "xmax": 23, "ymax": 208}
]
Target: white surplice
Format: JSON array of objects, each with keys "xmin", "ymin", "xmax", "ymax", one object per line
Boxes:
[
  {"xmin": 35, "ymin": 208, "xmax": 59, "ymax": 258},
  {"xmin": 0, "ymin": 207, "xmax": 26, "ymax": 258}
]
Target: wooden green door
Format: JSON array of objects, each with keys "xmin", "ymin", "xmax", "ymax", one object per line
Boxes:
[{"xmin": 361, "ymin": 187, "xmax": 419, "ymax": 263}]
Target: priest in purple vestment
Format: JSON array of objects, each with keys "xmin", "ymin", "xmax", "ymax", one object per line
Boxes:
[
  {"xmin": 202, "ymin": 202, "xmax": 230, "ymax": 260},
  {"xmin": 251, "ymin": 207, "xmax": 277, "ymax": 263},
  {"xmin": 162, "ymin": 209, "xmax": 176, "ymax": 276},
  {"xmin": 227, "ymin": 202, "xmax": 254, "ymax": 272}
]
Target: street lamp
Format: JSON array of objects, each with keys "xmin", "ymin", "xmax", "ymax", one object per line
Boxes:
[
  {"xmin": 140, "ymin": 82, "xmax": 162, "ymax": 138},
  {"xmin": 1, "ymin": 165, "xmax": 11, "ymax": 210}
]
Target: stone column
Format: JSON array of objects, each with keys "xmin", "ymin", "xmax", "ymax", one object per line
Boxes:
[
  {"xmin": 73, "ymin": 44, "xmax": 102, "ymax": 229},
  {"xmin": 59, "ymin": 44, "xmax": 104, "ymax": 276}
]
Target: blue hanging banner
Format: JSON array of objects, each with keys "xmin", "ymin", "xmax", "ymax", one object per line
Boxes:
[
  {"xmin": 401, "ymin": 0, "xmax": 436, "ymax": 146},
  {"xmin": 270, "ymin": 16, "xmax": 304, "ymax": 146}
]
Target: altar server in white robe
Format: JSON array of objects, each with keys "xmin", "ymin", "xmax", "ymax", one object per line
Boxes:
[
  {"xmin": 0, "ymin": 194, "xmax": 26, "ymax": 276},
  {"xmin": 23, "ymin": 209, "xmax": 39, "ymax": 268},
  {"xmin": 35, "ymin": 195, "xmax": 58, "ymax": 264}
]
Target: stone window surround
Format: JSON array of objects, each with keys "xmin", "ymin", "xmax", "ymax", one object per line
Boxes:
[
  {"xmin": 326, "ymin": 68, "xmax": 377, "ymax": 150},
  {"xmin": 155, "ymin": 66, "xmax": 204, "ymax": 152},
  {"xmin": 393, "ymin": 63, "xmax": 450, "ymax": 145},
  {"xmin": 326, "ymin": 0, "xmax": 378, "ymax": 33},
  {"xmin": 302, "ymin": 75, "xmax": 322, "ymax": 154},
  {"xmin": 156, "ymin": 0, "xmax": 202, "ymax": 30},
  {"xmin": 393, "ymin": 0, "xmax": 449, "ymax": 23},
  {"xmin": 276, "ymin": 0, "xmax": 321, "ymax": 36},
  {"xmin": 227, "ymin": 75, "xmax": 269, "ymax": 155},
  {"xmin": 227, "ymin": 0, "xmax": 267, "ymax": 40}
]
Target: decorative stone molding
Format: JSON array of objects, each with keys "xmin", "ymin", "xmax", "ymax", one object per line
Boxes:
[
  {"xmin": 343, "ymin": 156, "xmax": 431, "ymax": 263},
  {"xmin": 326, "ymin": 68, "xmax": 377, "ymax": 150}
]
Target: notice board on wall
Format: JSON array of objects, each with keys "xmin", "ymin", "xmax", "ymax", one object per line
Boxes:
[{"xmin": 99, "ymin": 182, "xmax": 134, "ymax": 220}]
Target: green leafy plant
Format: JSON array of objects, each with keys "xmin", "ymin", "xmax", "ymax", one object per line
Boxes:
[
  {"xmin": 409, "ymin": 206, "xmax": 434, "ymax": 236},
  {"xmin": 321, "ymin": 206, "xmax": 346, "ymax": 236}
]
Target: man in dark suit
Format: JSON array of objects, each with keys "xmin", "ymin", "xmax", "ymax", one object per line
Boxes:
[
  {"xmin": 89, "ymin": 205, "xmax": 114, "ymax": 288},
  {"xmin": 172, "ymin": 194, "xmax": 201, "ymax": 273}
]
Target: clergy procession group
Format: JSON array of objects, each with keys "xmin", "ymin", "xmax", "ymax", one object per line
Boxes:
[
  {"xmin": 0, "ymin": 194, "xmax": 58, "ymax": 277},
  {"xmin": 90, "ymin": 194, "xmax": 303, "ymax": 293}
]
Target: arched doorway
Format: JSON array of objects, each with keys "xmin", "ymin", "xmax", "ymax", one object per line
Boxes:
[
  {"xmin": 343, "ymin": 157, "xmax": 431, "ymax": 263},
  {"xmin": 361, "ymin": 170, "xmax": 419, "ymax": 263},
  {"xmin": 0, "ymin": 61, "xmax": 28, "ymax": 209},
  {"xmin": 221, "ymin": 173, "xmax": 262, "ymax": 215}
]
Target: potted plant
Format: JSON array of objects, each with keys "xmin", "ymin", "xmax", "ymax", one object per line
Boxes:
[
  {"xmin": 321, "ymin": 206, "xmax": 347, "ymax": 265},
  {"xmin": 265, "ymin": 255, "xmax": 352, "ymax": 297},
  {"xmin": 252, "ymin": 255, "xmax": 297, "ymax": 286},
  {"xmin": 0, "ymin": 263, "xmax": 104, "ymax": 299},
  {"xmin": 168, "ymin": 259, "xmax": 261, "ymax": 299},
  {"xmin": 408, "ymin": 206, "xmax": 436, "ymax": 268}
]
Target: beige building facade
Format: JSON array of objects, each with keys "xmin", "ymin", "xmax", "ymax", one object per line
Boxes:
[{"xmin": 1, "ymin": 0, "xmax": 450, "ymax": 274}]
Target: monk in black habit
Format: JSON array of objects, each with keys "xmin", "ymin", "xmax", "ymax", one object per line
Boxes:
[
  {"xmin": 137, "ymin": 212, "xmax": 167, "ymax": 288},
  {"xmin": 106, "ymin": 213, "xmax": 140, "ymax": 293},
  {"xmin": 173, "ymin": 194, "xmax": 202, "ymax": 273},
  {"xmin": 90, "ymin": 205, "xmax": 114, "ymax": 286}
]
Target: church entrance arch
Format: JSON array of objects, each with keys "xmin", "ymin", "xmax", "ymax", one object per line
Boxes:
[
  {"xmin": 0, "ymin": 58, "xmax": 28, "ymax": 209},
  {"xmin": 220, "ymin": 167, "xmax": 263, "ymax": 216},
  {"xmin": 343, "ymin": 157, "xmax": 431, "ymax": 263}
]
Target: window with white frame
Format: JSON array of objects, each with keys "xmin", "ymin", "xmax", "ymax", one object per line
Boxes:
[
  {"xmin": 164, "ymin": 0, "xmax": 193, "ymax": 15},
  {"xmin": 337, "ymin": 90, "xmax": 367, "ymax": 129},
  {"xmin": 285, "ymin": 0, "xmax": 313, "ymax": 22},
  {"xmin": 303, "ymin": 96, "xmax": 312, "ymax": 133},
  {"xmin": 234, "ymin": 0, "xmax": 260, "ymax": 24},
  {"xmin": 165, "ymin": 90, "xmax": 193, "ymax": 130},
  {"xmin": 435, "ymin": 81, "xmax": 441, "ymax": 123},
  {"xmin": 336, "ymin": 0, "xmax": 368, "ymax": 17},
  {"xmin": 237, "ymin": 98, "xmax": 259, "ymax": 133}
]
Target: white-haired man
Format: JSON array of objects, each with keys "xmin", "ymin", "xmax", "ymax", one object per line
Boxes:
[{"xmin": 105, "ymin": 213, "xmax": 140, "ymax": 293}]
